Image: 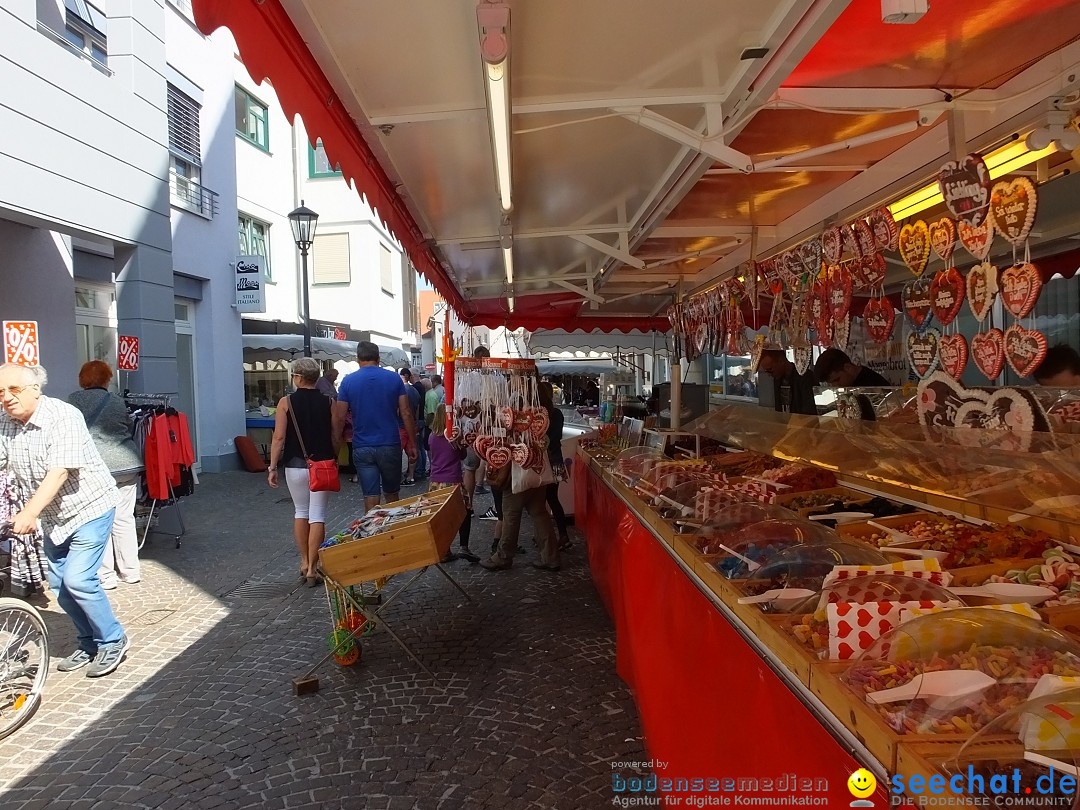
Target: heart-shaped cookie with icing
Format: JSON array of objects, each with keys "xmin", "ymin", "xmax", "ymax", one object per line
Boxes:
[
  {"xmin": 840, "ymin": 224, "xmax": 858, "ymax": 260},
  {"xmin": 822, "ymin": 225, "xmax": 844, "ymax": 264},
  {"xmin": 989, "ymin": 177, "xmax": 1037, "ymax": 245},
  {"xmin": 529, "ymin": 408, "xmax": 550, "ymax": 439},
  {"xmin": 487, "ymin": 444, "xmax": 511, "ymax": 470},
  {"xmin": 999, "ymin": 262, "xmax": 1042, "ymax": 319},
  {"xmin": 794, "ymin": 346, "xmax": 812, "ymax": 376},
  {"xmin": 869, "ymin": 207, "xmax": 899, "ymax": 252},
  {"xmin": 971, "ymin": 329, "xmax": 1005, "ymax": 381},
  {"xmin": 907, "ymin": 329, "xmax": 940, "ymax": 379},
  {"xmin": 899, "ymin": 220, "xmax": 931, "ymax": 276},
  {"xmin": 929, "ymin": 266, "xmax": 965, "ymax": 326},
  {"xmin": 966, "ymin": 262, "xmax": 998, "ymax": 322},
  {"xmin": 928, "ymin": 217, "xmax": 957, "ymax": 262},
  {"xmin": 510, "ymin": 442, "xmax": 531, "ymax": 467},
  {"xmin": 938, "ymin": 334, "xmax": 968, "ymax": 380},
  {"xmin": 937, "ymin": 154, "xmax": 992, "ymax": 227},
  {"xmin": 800, "ymin": 239, "xmax": 823, "ymax": 276},
  {"xmin": 833, "ymin": 315, "xmax": 851, "ymax": 351},
  {"xmin": 862, "ymin": 295, "xmax": 895, "ymax": 344},
  {"xmin": 957, "ymin": 218, "xmax": 995, "ymax": 261},
  {"xmin": 853, "ymin": 220, "xmax": 876, "ymax": 259},
  {"xmin": 1004, "ymin": 323, "xmax": 1048, "ymax": 378},
  {"xmin": 829, "ymin": 264, "xmax": 853, "ymax": 321},
  {"xmin": 902, "ymin": 276, "xmax": 934, "ymax": 329},
  {"xmin": 860, "ymin": 252, "xmax": 886, "ymax": 290}
]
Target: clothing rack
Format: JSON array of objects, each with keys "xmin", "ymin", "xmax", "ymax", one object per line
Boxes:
[{"xmin": 124, "ymin": 391, "xmax": 188, "ymax": 549}]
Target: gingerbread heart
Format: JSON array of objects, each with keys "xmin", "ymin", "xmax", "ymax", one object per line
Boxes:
[
  {"xmin": 853, "ymin": 220, "xmax": 876, "ymax": 259},
  {"xmin": 810, "ymin": 277, "xmax": 827, "ymax": 326},
  {"xmin": 902, "ymin": 277, "xmax": 934, "ymax": 329},
  {"xmin": 464, "ymin": 430, "xmax": 478, "ymax": 447},
  {"xmin": 938, "ymin": 334, "xmax": 968, "ymax": 380},
  {"xmin": 800, "ymin": 239, "xmax": 823, "ymax": 276},
  {"xmin": 929, "ymin": 266, "xmax": 965, "ymax": 326},
  {"xmin": 781, "ymin": 251, "xmax": 803, "ymax": 286},
  {"xmin": 840, "ymin": 224, "xmax": 858, "ymax": 260},
  {"xmin": 822, "ymin": 225, "xmax": 843, "ymax": 264},
  {"xmin": 499, "ymin": 406, "xmax": 515, "ymax": 430},
  {"xmin": 529, "ymin": 408, "xmax": 550, "ymax": 439},
  {"xmin": 862, "ymin": 295, "xmax": 895, "ymax": 344},
  {"xmin": 793, "ymin": 346, "xmax": 812, "ymax": 376},
  {"xmin": 474, "ymin": 434, "xmax": 494, "ymax": 457},
  {"xmin": 928, "ymin": 217, "xmax": 957, "ymax": 262},
  {"xmin": 938, "ymin": 154, "xmax": 992, "ymax": 227},
  {"xmin": 899, "ymin": 220, "xmax": 931, "ymax": 276},
  {"xmin": 999, "ymin": 262, "xmax": 1042, "ymax": 319},
  {"xmin": 487, "ymin": 445, "xmax": 511, "ymax": 470},
  {"xmin": 989, "ymin": 177, "xmax": 1037, "ymax": 245},
  {"xmin": 953, "ymin": 387, "xmax": 1049, "ymax": 451},
  {"xmin": 966, "ymin": 262, "xmax": 998, "ymax": 322},
  {"xmin": 918, "ymin": 371, "xmax": 985, "ymax": 429},
  {"xmin": 869, "ymin": 207, "xmax": 899, "ymax": 252},
  {"xmin": 907, "ymin": 329, "xmax": 940, "ymax": 379},
  {"xmin": 957, "ymin": 218, "xmax": 995, "ymax": 261},
  {"xmin": 829, "ymin": 264, "xmax": 853, "ymax": 321},
  {"xmin": 971, "ymin": 329, "xmax": 1005, "ymax": 381},
  {"xmin": 833, "ymin": 315, "xmax": 851, "ymax": 351},
  {"xmin": 1004, "ymin": 324, "xmax": 1048, "ymax": 378},
  {"xmin": 510, "ymin": 442, "xmax": 531, "ymax": 467},
  {"xmin": 861, "ymin": 252, "xmax": 887, "ymax": 289}
]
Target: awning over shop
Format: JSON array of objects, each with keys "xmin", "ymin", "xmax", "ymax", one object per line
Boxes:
[
  {"xmin": 528, "ymin": 329, "xmax": 670, "ymax": 357},
  {"xmin": 536, "ymin": 360, "xmax": 616, "ymax": 377},
  {"xmin": 241, "ymin": 335, "xmax": 409, "ymax": 367}
]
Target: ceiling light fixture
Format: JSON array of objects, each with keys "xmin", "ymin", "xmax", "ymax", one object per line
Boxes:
[
  {"xmin": 477, "ymin": 1, "xmax": 512, "ymax": 212},
  {"xmin": 503, "ymin": 244, "xmax": 515, "ymax": 311},
  {"xmin": 887, "ymin": 137, "xmax": 1058, "ymax": 221}
]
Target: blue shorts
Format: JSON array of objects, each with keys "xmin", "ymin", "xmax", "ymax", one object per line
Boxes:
[{"xmin": 354, "ymin": 444, "xmax": 403, "ymax": 497}]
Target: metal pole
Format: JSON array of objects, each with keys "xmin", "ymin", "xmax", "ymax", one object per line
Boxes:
[{"xmin": 300, "ymin": 244, "xmax": 312, "ymax": 358}]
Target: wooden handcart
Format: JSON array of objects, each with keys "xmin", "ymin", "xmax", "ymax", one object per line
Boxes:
[{"xmin": 293, "ymin": 486, "xmax": 472, "ymax": 693}]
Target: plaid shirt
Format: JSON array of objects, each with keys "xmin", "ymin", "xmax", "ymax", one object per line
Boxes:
[{"xmin": 0, "ymin": 395, "xmax": 117, "ymax": 545}]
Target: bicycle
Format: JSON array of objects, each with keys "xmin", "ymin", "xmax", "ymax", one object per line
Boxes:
[{"xmin": 0, "ymin": 521, "xmax": 49, "ymax": 740}]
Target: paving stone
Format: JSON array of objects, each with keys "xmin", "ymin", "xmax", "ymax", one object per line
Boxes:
[{"xmin": 0, "ymin": 471, "xmax": 644, "ymax": 809}]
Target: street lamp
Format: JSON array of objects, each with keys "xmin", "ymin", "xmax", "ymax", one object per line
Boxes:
[{"xmin": 288, "ymin": 201, "xmax": 319, "ymax": 357}]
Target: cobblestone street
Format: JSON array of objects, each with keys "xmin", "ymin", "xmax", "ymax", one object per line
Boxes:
[{"xmin": 0, "ymin": 471, "xmax": 646, "ymax": 810}]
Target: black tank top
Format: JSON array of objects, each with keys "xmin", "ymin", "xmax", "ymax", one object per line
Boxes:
[{"xmin": 283, "ymin": 389, "xmax": 334, "ymax": 464}]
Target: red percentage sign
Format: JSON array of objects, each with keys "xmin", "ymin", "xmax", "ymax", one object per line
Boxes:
[{"xmin": 4, "ymin": 322, "xmax": 38, "ymax": 365}]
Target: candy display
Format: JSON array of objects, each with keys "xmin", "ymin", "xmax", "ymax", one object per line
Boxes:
[
  {"xmin": 986, "ymin": 547, "xmax": 1080, "ymax": 606},
  {"xmin": 851, "ymin": 516, "xmax": 1056, "ymax": 568},
  {"xmin": 739, "ymin": 539, "xmax": 889, "ymax": 596},
  {"xmin": 755, "ymin": 464, "xmax": 837, "ymax": 492},
  {"xmin": 322, "ymin": 497, "xmax": 443, "ymax": 547},
  {"xmin": 842, "ymin": 611, "xmax": 1080, "ymax": 735},
  {"xmin": 611, "ymin": 446, "xmax": 666, "ymax": 486}
]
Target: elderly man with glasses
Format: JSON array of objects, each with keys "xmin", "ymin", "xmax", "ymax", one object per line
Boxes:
[{"xmin": 0, "ymin": 362, "xmax": 128, "ymax": 677}]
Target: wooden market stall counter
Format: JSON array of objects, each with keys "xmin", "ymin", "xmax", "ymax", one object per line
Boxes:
[{"xmin": 574, "ymin": 448, "xmax": 893, "ymax": 806}]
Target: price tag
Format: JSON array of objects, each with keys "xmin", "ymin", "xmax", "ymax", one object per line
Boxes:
[{"xmin": 3, "ymin": 321, "xmax": 39, "ymax": 366}]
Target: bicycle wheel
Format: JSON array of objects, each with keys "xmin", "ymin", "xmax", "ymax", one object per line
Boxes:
[{"xmin": 0, "ymin": 597, "xmax": 49, "ymax": 740}]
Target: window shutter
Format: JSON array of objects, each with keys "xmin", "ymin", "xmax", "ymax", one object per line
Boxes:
[
  {"xmin": 313, "ymin": 233, "xmax": 351, "ymax": 284},
  {"xmin": 167, "ymin": 84, "xmax": 202, "ymax": 165},
  {"xmin": 380, "ymin": 244, "xmax": 394, "ymax": 293}
]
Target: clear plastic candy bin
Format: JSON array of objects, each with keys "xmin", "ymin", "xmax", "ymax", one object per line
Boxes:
[
  {"xmin": 842, "ymin": 609, "xmax": 1080, "ymax": 737},
  {"xmin": 738, "ymin": 538, "xmax": 888, "ymax": 597},
  {"xmin": 610, "ymin": 446, "xmax": 665, "ymax": 487}
]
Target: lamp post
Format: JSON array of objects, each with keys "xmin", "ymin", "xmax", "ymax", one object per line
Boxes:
[{"xmin": 288, "ymin": 201, "xmax": 319, "ymax": 357}]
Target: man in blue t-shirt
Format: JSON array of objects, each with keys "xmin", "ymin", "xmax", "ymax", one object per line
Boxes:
[{"xmin": 334, "ymin": 342, "xmax": 418, "ymax": 512}]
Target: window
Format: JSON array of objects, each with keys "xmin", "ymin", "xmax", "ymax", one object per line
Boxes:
[
  {"xmin": 238, "ymin": 215, "xmax": 271, "ymax": 280},
  {"xmin": 380, "ymin": 244, "xmax": 394, "ymax": 295},
  {"xmin": 74, "ymin": 282, "xmax": 117, "ymax": 387},
  {"xmin": 308, "ymin": 139, "xmax": 342, "ymax": 178},
  {"xmin": 64, "ymin": 0, "xmax": 107, "ymax": 65},
  {"xmin": 167, "ymin": 83, "xmax": 217, "ymax": 217},
  {"xmin": 235, "ymin": 86, "xmax": 269, "ymax": 151},
  {"xmin": 312, "ymin": 233, "xmax": 351, "ymax": 284}
]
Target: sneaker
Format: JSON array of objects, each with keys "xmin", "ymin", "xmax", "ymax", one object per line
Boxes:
[
  {"xmin": 478, "ymin": 557, "xmax": 511, "ymax": 571},
  {"xmin": 402, "ymin": 477, "xmax": 416, "ymax": 486},
  {"xmin": 86, "ymin": 635, "xmax": 129, "ymax": 678},
  {"xmin": 458, "ymin": 549, "xmax": 480, "ymax": 563},
  {"xmin": 478, "ymin": 506, "xmax": 499, "ymax": 521},
  {"xmin": 57, "ymin": 649, "xmax": 94, "ymax": 672},
  {"xmin": 101, "ymin": 577, "xmax": 118, "ymax": 591}
]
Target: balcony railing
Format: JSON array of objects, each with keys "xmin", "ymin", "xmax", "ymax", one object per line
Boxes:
[{"xmin": 170, "ymin": 170, "xmax": 219, "ymax": 220}]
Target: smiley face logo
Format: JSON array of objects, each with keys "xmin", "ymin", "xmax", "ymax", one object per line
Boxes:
[{"xmin": 848, "ymin": 768, "xmax": 877, "ymax": 800}]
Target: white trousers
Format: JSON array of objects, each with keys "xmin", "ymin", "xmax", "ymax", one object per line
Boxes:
[
  {"xmin": 285, "ymin": 467, "xmax": 330, "ymax": 524},
  {"xmin": 99, "ymin": 482, "xmax": 140, "ymax": 584}
]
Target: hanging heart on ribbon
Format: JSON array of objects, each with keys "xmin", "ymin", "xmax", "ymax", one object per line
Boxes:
[
  {"xmin": 928, "ymin": 217, "xmax": 957, "ymax": 262},
  {"xmin": 971, "ymin": 328, "xmax": 1006, "ymax": 381},
  {"xmin": 853, "ymin": 219, "xmax": 876, "ymax": 259},
  {"xmin": 840, "ymin": 224, "xmax": 859, "ymax": 260},
  {"xmin": 1004, "ymin": 323, "xmax": 1049, "ymax": 378},
  {"xmin": 929, "ymin": 266, "xmax": 965, "ymax": 326},
  {"xmin": 938, "ymin": 333, "xmax": 969, "ymax": 380},
  {"xmin": 966, "ymin": 261, "xmax": 998, "ymax": 321},
  {"xmin": 957, "ymin": 218, "xmax": 995, "ymax": 261},
  {"xmin": 862, "ymin": 295, "xmax": 896, "ymax": 344},
  {"xmin": 749, "ymin": 334, "xmax": 766, "ymax": 373},
  {"xmin": 902, "ymin": 276, "xmax": 934, "ymax": 329},
  {"xmin": 937, "ymin": 153, "xmax": 992, "ymax": 227},
  {"xmin": 487, "ymin": 444, "xmax": 512, "ymax": 470},
  {"xmin": 999, "ymin": 262, "xmax": 1042, "ymax": 319},
  {"xmin": 781, "ymin": 251, "xmax": 803, "ymax": 286},
  {"xmin": 899, "ymin": 220, "xmax": 931, "ymax": 276},
  {"xmin": 529, "ymin": 408, "xmax": 550, "ymax": 440},
  {"xmin": 907, "ymin": 329, "xmax": 941, "ymax": 379},
  {"xmin": 833, "ymin": 315, "xmax": 851, "ymax": 351},
  {"xmin": 822, "ymin": 225, "xmax": 844, "ymax": 264},
  {"xmin": 861, "ymin": 252, "xmax": 887, "ymax": 289},
  {"xmin": 829, "ymin": 264, "xmax": 853, "ymax": 321},
  {"xmin": 868, "ymin": 207, "xmax": 899, "ymax": 252},
  {"xmin": 810, "ymin": 277, "xmax": 828, "ymax": 330},
  {"xmin": 800, "ymin": 239, "xmax": 823, "ymax": 277},
  {"xmin": 794, "ymin": 346, "xmax": 812, "ymax": 376},
  {"xmin": 989, "ymin": 177, "xmax": 1037, "ymax": 245},
  {"xmin": 789, "ymin": 293, "xmax": 811, "ymax": 349},
  {"xmin": 510, "ymin": 443, "xmax": 531, "ymax": 467}
]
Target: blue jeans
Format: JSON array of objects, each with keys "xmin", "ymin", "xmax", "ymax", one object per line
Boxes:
[
  {"xmin": 416, "ymin": 427, "xmax": 429, "ymax": 475},
  {"xmin": 44, "ymin": 508, "xmax": 125, "ymax": 653},
  {"xmin": 354, "ymin": 444, "xmax": 403, "ymax": 497}
]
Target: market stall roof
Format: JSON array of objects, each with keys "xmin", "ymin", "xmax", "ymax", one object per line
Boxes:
[
  {"xmin": 536, "ymin": 360, "xmax": 616, "ymax": 377},
  {"xmin": 241, "ymin": 335, "xmax": 410, "ymax": 367},
  {"xmin": 528, "ymin": 329, "xmax": 669, "ymax": 357},
  {"xmin": 194, "ymin": 1, "xmax": 1080, "ymax": 328}
]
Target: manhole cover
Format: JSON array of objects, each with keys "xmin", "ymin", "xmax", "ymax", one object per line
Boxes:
[
  {"xmin": 226, "ymin": 581, "xmax": 298, "ymax": 599},
  {"xmin": 128, "ymin": 608, "xmax": 177, "ymax": 627}
]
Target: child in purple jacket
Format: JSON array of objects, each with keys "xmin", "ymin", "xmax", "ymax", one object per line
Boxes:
[{"xmin": 428, "ymin": 404, "xmax": 478, "ymax": 562}]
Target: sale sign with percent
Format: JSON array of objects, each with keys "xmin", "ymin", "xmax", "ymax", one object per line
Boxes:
[
  {"xmin": 118, "ymin": 335, "xmax": 140, "ymax": 370},
  {"xmin": 3, "ymin": 321, "xmax": 40, "ymax": 366}
]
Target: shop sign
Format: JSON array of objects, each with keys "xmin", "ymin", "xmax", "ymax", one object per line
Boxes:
[
  {"xmin": 118, "ymin": 336, "xmax": 139, "ymax": 370},
  {"xmin": 235, "ymin": 255, "xmax": 266, "ymax": 313},
  {"xmin": 3, "ymin": 320, "xmax": 39, "ymax": 366}
]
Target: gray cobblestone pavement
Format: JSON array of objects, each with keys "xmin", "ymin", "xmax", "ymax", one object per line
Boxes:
[{"xmin": 0, "ymin": 470, "xmax": 647, "ymax": 809}]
